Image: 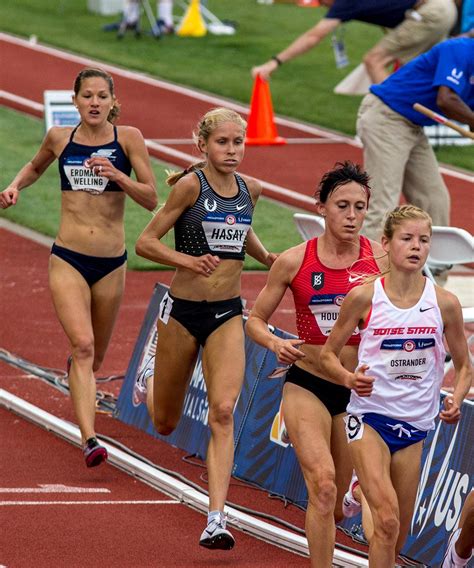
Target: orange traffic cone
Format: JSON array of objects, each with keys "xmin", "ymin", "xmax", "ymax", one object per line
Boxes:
[
  {"xmin": 246, "ymin": 75, "xmax": 286, "ymax": 146},
  {"xmin": 297, "ymin": 0, "xmax": 320, "ymax": 6}
]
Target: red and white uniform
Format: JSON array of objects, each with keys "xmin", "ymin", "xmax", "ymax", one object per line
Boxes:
[
  {"xmin": 290, "ymin": 236, "xmax": 379, "ymax": 345},
  {"xmin": 348, "ymin": 277, "xmax": 445, "ymax": 431}
]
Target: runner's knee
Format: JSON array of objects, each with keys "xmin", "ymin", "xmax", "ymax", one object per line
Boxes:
[
  {"xmin": 373, "ymin": 505, "xmax": 399, "ymax": 545},
  {"xmin": 71, "ymin": 337, "xmax": 94, "ymax": 362},
  {"xmin": 153, "ymin": 415, "xmax": 178, "ymax": 436},
  {"xmin": 208, "ymin": 400, "xmax": 235, "ymax": 430},
  {"xmin": 307, "ymin": 469, "xmax": 337, "ymax": 516}
]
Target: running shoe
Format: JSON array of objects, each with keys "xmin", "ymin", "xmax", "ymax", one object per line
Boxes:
[
  {"xmin": 281, "ymin": 426, "xmax": 291, "ymax": 445},
  {"xmin": 83, "ymin": 437, "xmax": 108, "ymax": 468},
  {"xmin": 342, "ymin": 471, "xmax": 362, "ymax": 518},
  {"xmin": 66, "ymin": 355, "xmax": 72, "ymax": 376},
  {"xmin": 199, "ymin": 513, "xmax": 235, "ymax": 550},
  {"xmin": 132, "ymin": 355, "xmax": 155, "ymax": 406},
  {"xmin": 442, "ymin": 528, "xmax": 472, "ymax": 567}
]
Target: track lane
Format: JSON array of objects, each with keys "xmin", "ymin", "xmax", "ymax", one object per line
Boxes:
[{"xmin": 1, "ymin": 33, "xmax": 472, "ymax": 229}]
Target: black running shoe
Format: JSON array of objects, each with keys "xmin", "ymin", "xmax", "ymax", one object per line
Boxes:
[{"xmin": 83, "ymin": 437, "xmax": 108, "ymax": 468}]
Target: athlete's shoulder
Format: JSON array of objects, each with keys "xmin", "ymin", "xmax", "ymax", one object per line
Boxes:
[
  {"xmin": 273, "ymin": 242, "xmax": 307, "ymax": 273},
  {"xmin": 169, "ymin": 171, "xmax": 201, "ymax": 204},
  {"xmin": 346, "ymin": 280, "xmax": 375, "ymax": 305},
  {"xmin": 434, "ymin": 284, "xmax": 462, "ymax": 315},
  {"xmin": 45, "ymin": 126, "xmax": 72, "ymax": 154},
  {"xmin": 116, "ymin": 125, "xmax": 145, "ymax": 146},
  {"xmin": 237, "ymin": 173, "xmax": 262, "ymax": 200}
]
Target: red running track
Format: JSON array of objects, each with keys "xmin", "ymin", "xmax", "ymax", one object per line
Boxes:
[
  {"xmin": 0, "ymin": 404, "xmax": 314, "ymax": 568},
  {"xmin": 0, "ymin": 227, "xmax": 316, "ymax": 567},
  {"xmin": 0, "ymin": 32, "xmax": 472, "ymax": 230}
]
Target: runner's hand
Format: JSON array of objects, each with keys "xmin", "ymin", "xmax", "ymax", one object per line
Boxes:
[
  {"xmin": 439, "ymin": 395, "xmax": 461, "ymax": 424},
  {"xmin": 86, "ymin": 157, "xmax": 122, "ymax": 182},
  {"xmin": 188, "ymin": 254, "xmax": 220, "ymax": 277},
  {"xmin": 0, "ymin": 187, "xmax": 20, "ymax": 209},
  {"xmin": 272, "ymin": 338, "xmax": 305, "ymax": 365},
  {"xmin": 349, "ymin": 364, "xmax": 374, "ymax": 397}
]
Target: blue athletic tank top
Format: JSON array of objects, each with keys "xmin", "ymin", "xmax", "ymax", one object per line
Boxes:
[
  {"xmin": 174, "ymin": 169, "xmax": 254, "ymax": 260},
  {"xmin": 58, "ymin": 125, "xmax": 131, "ymax": 194}
]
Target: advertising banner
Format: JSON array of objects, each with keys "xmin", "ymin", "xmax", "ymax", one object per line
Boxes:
[{"xmin": 115, "ymin": 284, "xmax": 473, "ymax": 566}]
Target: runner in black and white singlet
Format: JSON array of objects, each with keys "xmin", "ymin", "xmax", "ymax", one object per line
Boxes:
[
  {"xmin": 0, "ymin": 68, "xmax": 157, "ymax": 468},
  {"xmin": 321, "ymin": 205, "xmax": 472, "ymax": 567},
  {"xmin": 135, "ymin": 108, "xmax": 276, "ymax": 551},
  {"xmin": 246, "ymin": 162, "xmax": 386, "ymax": 568}
]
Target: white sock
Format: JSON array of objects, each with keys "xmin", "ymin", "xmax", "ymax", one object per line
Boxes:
[
  {"xmin": 158, "ymin": 0, "xmax": 173, "ymax": 27},
  {"xmin": 451, "ymin": 547, "xmax": 472, "ymax": 566},
  {"xmin": 450, "ymin": 531, "xmax": 472, "ymax": 566},
  {"xmin": 208, "ymin": 510, "xmax": 222, "ymax": 524}
]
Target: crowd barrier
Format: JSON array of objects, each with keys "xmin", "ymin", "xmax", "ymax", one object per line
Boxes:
[{"xmin": 115, "ymin": 283, "xmax": 473, "ymax": 567}]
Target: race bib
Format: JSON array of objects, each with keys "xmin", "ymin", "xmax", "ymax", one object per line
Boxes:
[
  {"xmin": 380, "ymin": 338, "xmax": 434, "ymax": 382},
  {"xmin": 63, "ymin": 155, "xmax": 109, "ymax": 194},
  {"xmin": 158, "ymin": 293, "xmax": 173, "ymax": 324},
  {"xmin": 344, "ymin": 414, "xmax": 364, "ymax": 443},
  {"xmin": 202, "ymin": 212, "xmax": 251, "ymax": 253},
  {"xmin": 308, "ymin": 294, "xmax": 358, "ymax": 337}
]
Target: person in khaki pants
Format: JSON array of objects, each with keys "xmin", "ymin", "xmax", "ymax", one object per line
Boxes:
[
  {"xmin": 357, "ymin": 37, "xmax": 474, "ymax": 242},
  {"xmin": 252, "ymin": 0, "xmax": 457, "ymax": 83}
]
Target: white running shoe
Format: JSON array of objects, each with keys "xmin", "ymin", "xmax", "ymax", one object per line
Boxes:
[
  {"xmin": 199, "ymin": 513, "xmax": 235, "ymax": 550},
  {"xmin": 342, "ymin": 471, "xmax": 362, "ymax": 518},
  {"xmin": 132, "ymin": 355, "xmax": 154, "ymax": 406},
  {"xmin": 442, "ymin": 528, "xmax": 472, "ymax": 567}
]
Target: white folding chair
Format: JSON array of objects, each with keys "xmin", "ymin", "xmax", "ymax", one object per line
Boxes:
[
  {"xmin": 293, "ymin": 213, "xmax": 325, "ymax": 241},
  {"xmin": 428, "ymin": 225, "xmax": 474, "ymax": 266},
  {"xmin": 424, "ymin": 226, "xmax": 474, "ymax": 282}
]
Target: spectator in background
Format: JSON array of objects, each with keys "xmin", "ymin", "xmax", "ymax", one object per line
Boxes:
[
  {"xmin": 460, "ymin": 0, "xmax": 474, "ymax": 34},
  {"xmin": 356, "ymin": 37, "xmax": 474, "ymax": 242},
  {"xmin": 157, "ymin": 0, "xmax": 174, "ymax": 34},
  {"xmin": 252, "ymin": 0, "xmax": 457, "ymax": 84}
]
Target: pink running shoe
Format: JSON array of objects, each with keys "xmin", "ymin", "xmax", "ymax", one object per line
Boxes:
[
  {"xmin": 342, "ymin": 471, "xmax": 361, "ymax": 518},
  {"xmin": 83, "ymin": 437, "xmax": 108, "ymax": 468}
]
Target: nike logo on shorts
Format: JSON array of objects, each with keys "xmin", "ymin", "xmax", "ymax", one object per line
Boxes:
[{"xmin": 215, "ymin": 310, "xmax": 233, "ymax": 319}]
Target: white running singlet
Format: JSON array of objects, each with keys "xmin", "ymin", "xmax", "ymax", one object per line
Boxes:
[{"xmin": 348, "ymin": 277, "xmax": 445, "ymax": 431}]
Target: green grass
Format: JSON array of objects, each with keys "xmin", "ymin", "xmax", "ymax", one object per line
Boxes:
[
  {"xmin": 0, "ymin": 106, "xmax": 302, "ymax": 270},
  {"xmin": 0, "ymin": 0, "xmax": 472, "ymax": 170}
]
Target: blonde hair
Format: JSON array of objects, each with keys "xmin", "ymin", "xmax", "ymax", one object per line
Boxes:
[
  {"xmin": 347, "ymin": 205, "xmax": 432, "ymax": 284},
  {"xmin": 383, "ymin": 205, "xmax": 432, "ymax": 241},
  {"xmin": 166, "ymin": 108, "xmax": 247, "ymax": 187}
]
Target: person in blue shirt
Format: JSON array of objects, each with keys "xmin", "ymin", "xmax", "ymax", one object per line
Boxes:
[
  {"xmin": 357, "ymin": 37, "xmax": 474, "ymax": 241},
  {"xmin": 252, "ymin": 0, "xmax": 457, "ymax": 84}
]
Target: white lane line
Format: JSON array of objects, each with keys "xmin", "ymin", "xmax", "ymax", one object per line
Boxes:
[
  {"xmin": 145, "ymin": 140, "xmax": 316, "ymax": 207},
  {"xmin": 0, "ymin": 500, "xmax": 179, "ymax": 506},
  {"xmin": 0, "ymin": 484, "xmax": 110, "ymax": 493},
  {"xmin": 1, "ymin": 85, "xmax": 471, "ymax": 184},
  {"xmin": 0, "ymin": 89, "xmax": 44, "ymax": 111},
  {"xmin": 0, "ymin": 32, "xmax": 354, "ymax": 144}
]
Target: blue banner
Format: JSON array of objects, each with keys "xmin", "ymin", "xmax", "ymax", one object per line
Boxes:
[{"xmin": 115, "ymin": 283, "xmax": 473, "ymax": 566}]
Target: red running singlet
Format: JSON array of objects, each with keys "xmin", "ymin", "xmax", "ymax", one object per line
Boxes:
[{"xmin": 290, "ymin": 236, "xmax": 379, "ymax": 345}]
